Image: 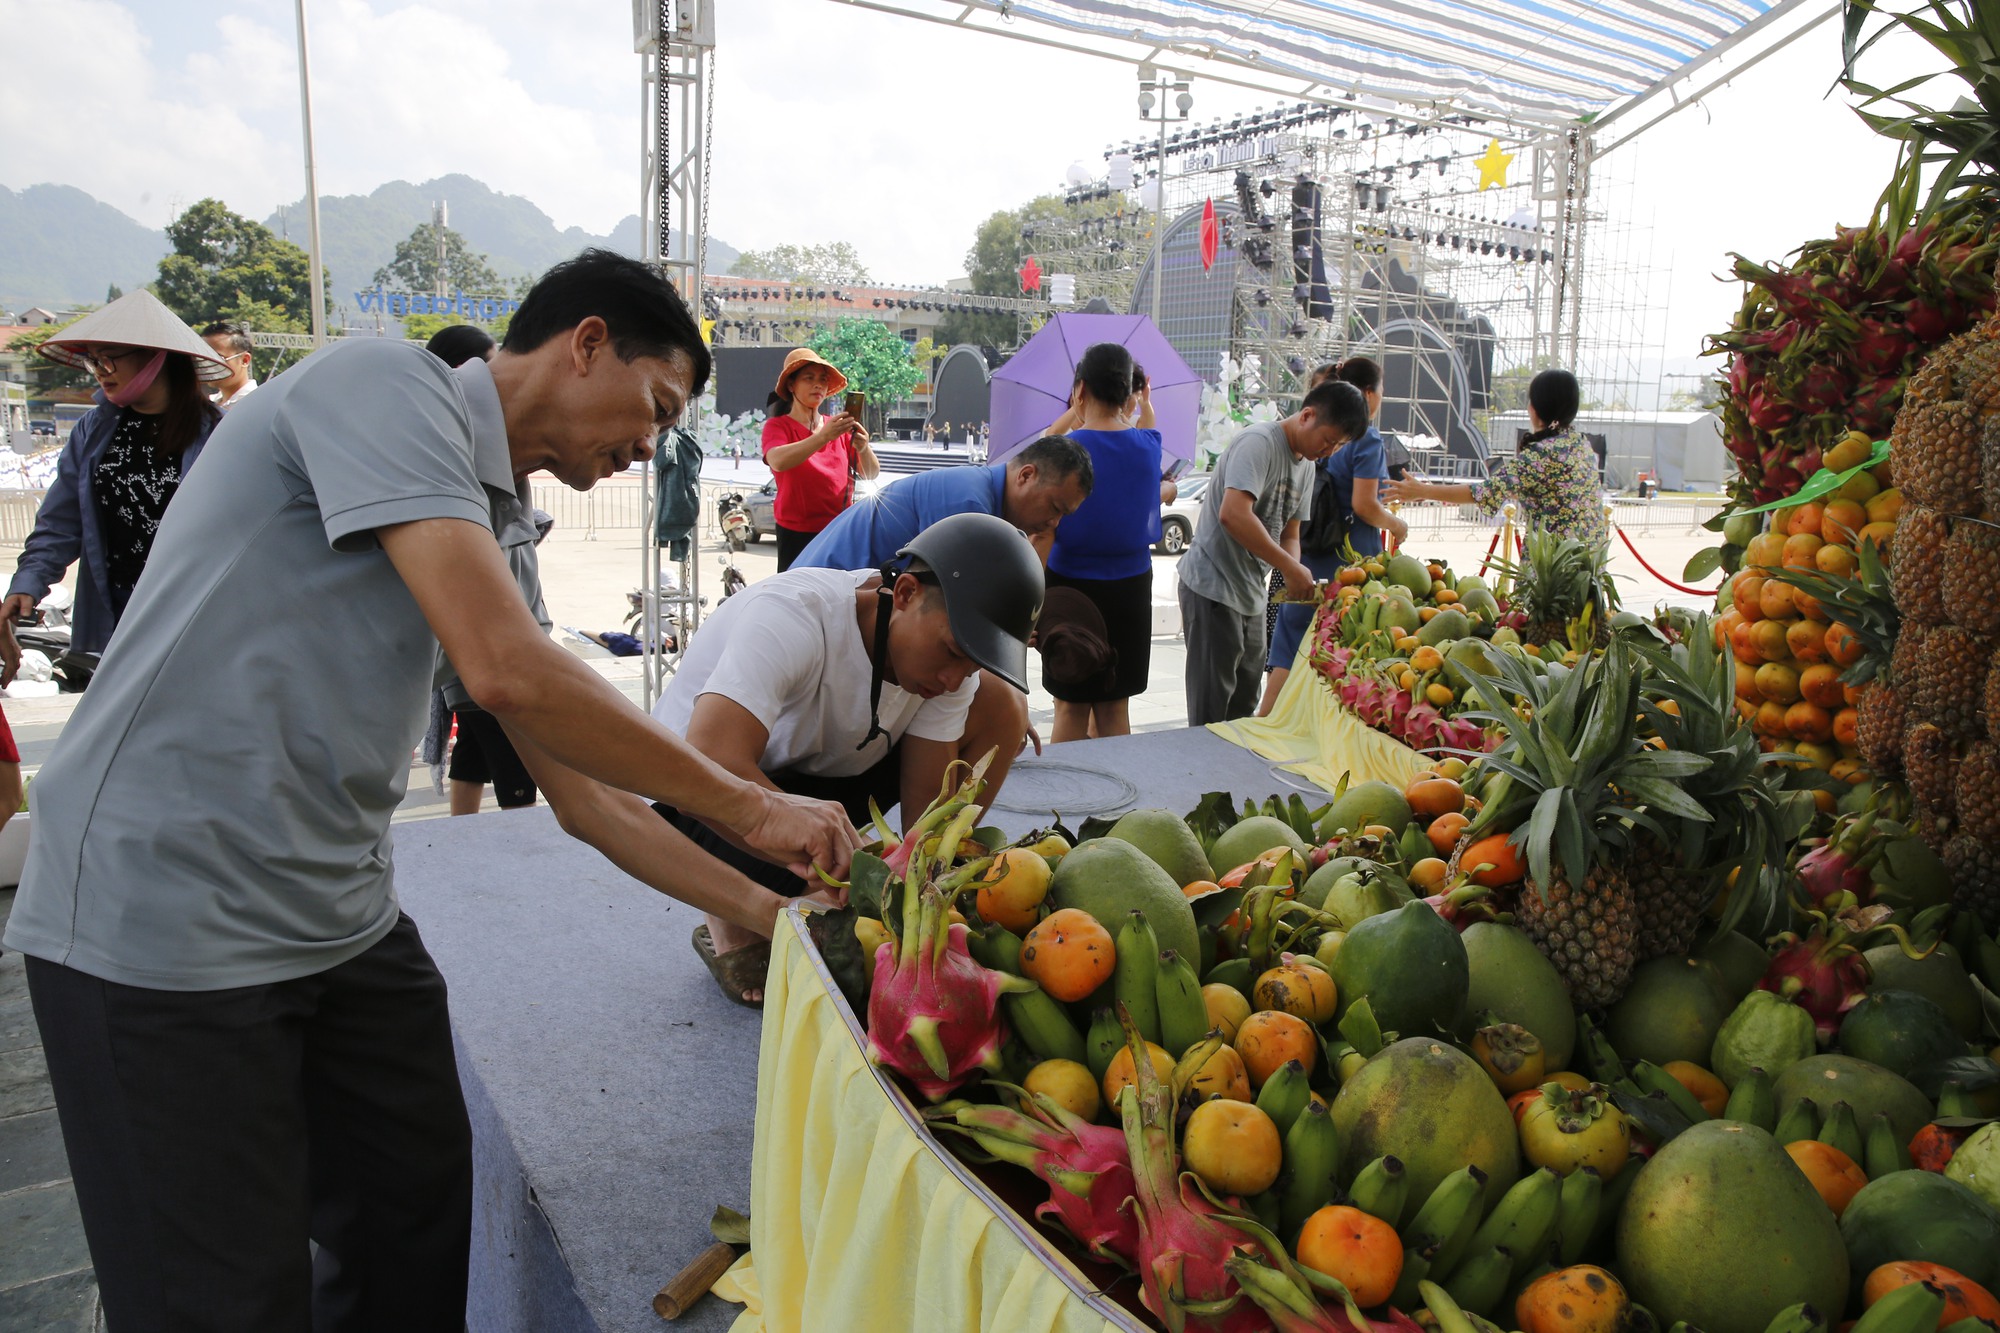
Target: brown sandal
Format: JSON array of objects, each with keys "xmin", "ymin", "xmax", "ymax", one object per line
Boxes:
[{"xmin": 693, "ymin": 925, "xmax": 769, "ymax": 1009}]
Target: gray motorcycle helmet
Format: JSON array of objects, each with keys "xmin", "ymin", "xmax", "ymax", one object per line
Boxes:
[{"xmin": 894, "ymin": 512, "xmax": 1045, "ymax": 692}]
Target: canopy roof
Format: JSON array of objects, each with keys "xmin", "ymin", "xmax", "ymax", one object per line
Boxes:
[{"xmin": 842, "ymin": 0, "xmax": 1824, "ymax": 134}]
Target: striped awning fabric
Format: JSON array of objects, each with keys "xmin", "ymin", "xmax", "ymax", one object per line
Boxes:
[{"xmin": 989, "ymin": 0, "xmax": 1792, "ymax": 127}]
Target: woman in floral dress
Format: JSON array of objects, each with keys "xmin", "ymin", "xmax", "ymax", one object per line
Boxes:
[{"xmin": 1383, "ymin": 368, "xmax": 1607, "ymax": 546}]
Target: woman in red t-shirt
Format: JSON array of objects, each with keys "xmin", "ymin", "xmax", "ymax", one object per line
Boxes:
[{"xmin": 762, "ymin": 348, "xmax": 878, "ymax": 570}]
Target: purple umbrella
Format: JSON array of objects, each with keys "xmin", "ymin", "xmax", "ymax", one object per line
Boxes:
[{"xmin": 989, "ymin": 313, "xmax": 1201, "ymax": 463}]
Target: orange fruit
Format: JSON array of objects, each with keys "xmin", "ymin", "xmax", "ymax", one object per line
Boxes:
[
  {"xmin": 1858, "ymin": 521, "xmax": 1897, "ymax": 555},
  {"xmin": 1662, "ymin": 1061, "xmax": 1730, "ymax": 1117},
  {"xmin": 1799, "ymin": 663, "xmax": 1847, "ymax": 709},
  {"xmin": 1406, "ymin": 776, "xmax": 1465, "ymax": 818},
  {"xmin": 1517, "ymin": 1266, "xmax": 1633, "ymax": 1333},
  {"xmin": 1427, "ymin": 811, "xmax": 1471, "ymax": 855},
  {"xmin": 1734, "ymin": 658, "xmax": 1761, "ymax": 700},
  {"xmin": 1732, "ymin": 619, "xmax": 1765, "ymax": 665},
  {"xmin": 975, "ymin": 847, "xmax": 1053, "ymax": 932},
  {"xmin": 1461, "ymin": 833, "xmax": 1527, "ymax": 887},
  {"xmin": 1863, "ymin": 1262, "xmax": 2000, "ymax": 1326},
  {"xmin": 1754, "ymin": 701, "xmax": 1790, "ymax": 737},
  {"xmin": 1184, "ymin": 1042, "xmax": 1253, "ymax": 1103},
  {"xmin": 1789, "ymin": 619, "xmax": 1833, "ymax": 664},
  {"xmin": 1784, "ymin": 533, "xmax": 1826, "ymax": 569},
  {"xmin": 1821, "ymin": 500, "xmax": 1868, "ymax": 545},
  {"xmin": 1759, "ymin": 578, "xmax": 1799, "ymax": 620},
  {"xmin": 1201, "ymin": 983, "xmax": 1252, "ymax": 1043},
  {"xmin": 1756, "ymin": 662, "xmax": 1802, "ymax": 704},
  {"xmin": 1816, "ymin": 543, "xmax": 1859, "ymax": 579},
  {"xmin": 1409, "ymin": 857, "xmax": 1451, "ymax": 893},
  {"xmin": 1733, "ymin": 573, "xmax": 1768, "ymax": 621},
  {"xmin": 1826, "ymin": 623, "xmax": 1866, "ymax": 667},
  {"xmin": 1297, "ymin": 1205, "xmax": 1404, "ymax": 1307},
  {"xmin": 1787, "ymin": 502, "xmax": 1827, "ymax": 538},
  {"xmin": 1021, "ymin": 909, "xmax": 1117, "ymax": 1002},
  {"xmin": 1751, "ymin": 619, "xmax": 1793, "ymax": 664},
  {"xmin": 1795, "ymin": 588, "xmax": 1829, "ymax": 622},
  {"xmin": 1785, "ymin": 1139, "xmax": 1868, "ymax": 1216},
  {"xmin": 1102, "ymin": 1039, "xmax": 1175, "ymax": 1107},
  {"xmin": 1747, "ymin": 531, "xmax": 1788, "ymax": 570},
  {"xmin": 1233, "ymin": 1010, "xmax": 1317, "ymax": 1087},
  {"xmin": 1865, "ymin": 489, "xmax": 1904, "ymax": 524},
  {"xmin": 1833, "ymin": 708, "xmax": 1860, "ymax": 747},
  {"xmin": 1024, "ymin": 1058, "xmax": 1101, "ymax": 1122},
  {"xmin": 1786, "ymin": 702, "xmax": 1834, "ymax": 743},
  {"xmin": 1253, "ymin": 960, "xmax": 1339, "ymax": 1024}
]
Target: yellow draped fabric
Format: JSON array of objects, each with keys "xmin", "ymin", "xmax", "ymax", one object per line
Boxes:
[
  {"xmin": 718, "ymin": 912, "xmax": 1145, "ymax": 1333},
  {"xmin": 1206, "ymin": 629, "xmax": 1430, "ymax": 792}
]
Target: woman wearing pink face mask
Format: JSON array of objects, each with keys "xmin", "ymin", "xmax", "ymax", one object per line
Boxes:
[{"xmin": 4, "ymin": 292, "xmax": 229, "ymax": 662}]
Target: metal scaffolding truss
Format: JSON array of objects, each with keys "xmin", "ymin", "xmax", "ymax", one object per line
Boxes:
[{"xmin": 635, "ymin": 0, "xmax": 715, "ymax": 708}]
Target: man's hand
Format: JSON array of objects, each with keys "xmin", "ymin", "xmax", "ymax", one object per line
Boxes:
[
  {"xmin": 1281, "ymin": 559, "xmax": 1317, "ymax": 599},
  {"xmin": 0, "ymin": 618, "xmax": 17, "ymax": 688},
  {"xmin": 1021, "ymin": 723, "xmax": 1043, "ymax": 757},
  {"xmin": 1, "ymin": 594, "xmax": 35, "ymax": 626},
  {"xmin": 1386, "ymin": 515, "xmax": 1410, "ymax": 545},
  {"xmin": 725, "ymin": 786, "xmax": 861, "ymax": 882}
]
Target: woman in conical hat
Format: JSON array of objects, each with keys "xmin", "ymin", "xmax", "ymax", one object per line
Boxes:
[{"xmin": 3, "ymin": 291, "xmax": 229, "ymax": 666}]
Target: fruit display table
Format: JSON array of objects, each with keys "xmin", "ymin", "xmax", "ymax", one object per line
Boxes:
[
  {"xmin": 717, "ymin": 907, "xmax": 1145, "ymax": 1333},
  {"xmin": 392, "ymin": 726, "xmax": 1330, "ymax": 1332},
  {"xmin": 1207, "ymin": 632, "xmax": 1433, "ymax": 794}
]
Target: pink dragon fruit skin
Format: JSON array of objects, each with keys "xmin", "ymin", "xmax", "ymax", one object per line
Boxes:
[
  {"xmin": 866, "ymin": 921, "xmax": 1019, "ymax": 1101},
  {"xmin": 946, "ymin": 1096, "xmax": 1141, "ymax": 1266},
  {"xmin": 1758, "ymin": 928, "xmax": 1870, "ymax": 1043}
]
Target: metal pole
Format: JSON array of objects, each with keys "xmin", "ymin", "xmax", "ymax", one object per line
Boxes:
[
  {"xmin": 294, "ymin": 0, "xmax": 327, "ymax": 348},
  {"xmin": 1152, "ymin": 97, "xmax": 1167, "ymax": 326}
]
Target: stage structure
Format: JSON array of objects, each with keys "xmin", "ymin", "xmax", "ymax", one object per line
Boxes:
[
  {"xmin": 634, "ymin": 0, "xmax": 714, "ymax": 707},
  {"xmin": 825, "ymin": 0, "xmax": 1836, "ymax": 477}
]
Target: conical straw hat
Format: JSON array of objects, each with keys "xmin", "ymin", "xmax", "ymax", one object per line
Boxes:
[{"xmin": 39, "ymin": 290, "xmax": 233, "ymax": 383}]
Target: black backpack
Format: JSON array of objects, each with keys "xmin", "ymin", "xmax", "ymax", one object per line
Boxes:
[{"xmin": 1298, "ymin": 464, "xmax": 1348, "ymax": 558}]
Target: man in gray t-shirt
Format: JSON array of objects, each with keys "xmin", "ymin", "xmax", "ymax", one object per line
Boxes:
[
  {"xmin": 1177, "ymin": 380, "xmax": 1369, "ymax": 726},
  {"xmin": 3, "ymin": 251, "xmax": 860, "ymax": 1329}
]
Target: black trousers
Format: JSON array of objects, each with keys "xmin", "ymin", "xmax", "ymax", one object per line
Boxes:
[
  {"xmin": 446, "ymin": 707, "xmax": 537, "ymax": 808},
  {"xmin": 774, "ymin": 523, "xmax": 818, "ymax": 572},
  {"xmin": 26, "ymin": 913, "xmax": 473, "ymax": 1332}
]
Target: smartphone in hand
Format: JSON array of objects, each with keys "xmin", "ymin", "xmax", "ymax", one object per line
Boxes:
[{"xmin": 844, "ymin": 391, "xmax": 866, "ymax": 418}]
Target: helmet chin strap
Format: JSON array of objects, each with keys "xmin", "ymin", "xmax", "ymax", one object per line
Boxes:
[{"xmin": 857, "ymin": 567, "xmax": 898, "ymax": 752}]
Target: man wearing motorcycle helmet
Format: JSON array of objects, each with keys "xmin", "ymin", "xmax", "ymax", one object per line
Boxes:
[{"xmin": 652, "ymin": 511, "xmax": 1044, "ymax": 1006}]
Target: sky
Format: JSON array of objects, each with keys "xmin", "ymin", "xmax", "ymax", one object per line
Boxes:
[{"xmin": 0, "ymin": 0, "xmax": 1941, "ymax": 378}]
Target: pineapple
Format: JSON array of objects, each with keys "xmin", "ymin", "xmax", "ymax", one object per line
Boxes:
[
  {"xmin": 1955, "ymin": 740, "xmax": 2000, "ymax": 843},
  {"xmin": 1947, "ymin": 834, "xmax": 2000, "ymax": 933},
  {"xmin": 1500, "ymin": 529, "xmax": 1617, "ymax": 649},
  {"xmin": 1961, "ymin": 339, "xmax": 2000, "ymax": 414},
  {"xmin": 1912, "ymin": 625, "xmax": 1992, "ymax": 742},
  {"xmin": 1462, "ymin": 638, "xmax": 1738, "ymax": 1006},
  {"xmin": 1893, "ymin": 622, "xmax": 1931, "ymax": 695},
  {"xmin": 1939, "ymin": 521, "xmax": 2000, "ymax": 638},
  {"xmin": 1984, "ymin": 413, "xmax": 2000, "ymax": 518},
  {"xmin": 1629, "ymin": 835, "xmax": 1707, "ymax": 961},
  {"xmin": 1892, "ymin": 508, "xmax": 1950, "ymax": 627},
  {"xmin": 1895, "ymin": 394, "xmax": 1981, "ymax": 517},
  {"xmin": 1903, "ymin": 721, "xmax": 1960, "ymax": 821},
  {"xmin": 1857, "ymin": 681, "xmax": 1906, "ymax": 776},
  {"xmin": 1988, "ymin": 645, "xmax": 2000, "ymax": 744}
]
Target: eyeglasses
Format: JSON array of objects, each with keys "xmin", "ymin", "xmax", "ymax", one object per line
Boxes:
[{"xmin": 78, "ymin": 346, "xmax": 156, "ymax": 375}]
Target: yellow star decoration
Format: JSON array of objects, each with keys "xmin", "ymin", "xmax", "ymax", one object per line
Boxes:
[{"xmin": 1475, "ymin": 139, "xmax": 1514, "ymax": 191}]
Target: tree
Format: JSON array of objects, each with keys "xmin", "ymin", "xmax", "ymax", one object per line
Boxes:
[
  {"xmin": 156, "ymin": 198, "xmax": 324, "ymax": 330},
  {"xmin": 934, "ymin": 192, "xmax": 1125, "ymax": 348},
  {"xmin": 808, "ymin": 318, "xmax": 921, "ymax": 430},
  {"xmin": 728, "ymin": 242, "xmax": 870, "ymax": 286},
  {"xmin": 6, "ymin": 322, "xmax": 94, "ymax": 393},
  {"xmin": 373, "ymin": 223, "xmax": 504, "ymax": 297},
  {"xmin": 105, "ymin": 283, "xmax": 123, "ymax": 302}
]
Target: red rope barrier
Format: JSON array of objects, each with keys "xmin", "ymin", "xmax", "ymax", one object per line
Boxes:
[
  {"xmin": 1614, "ymin": 524, "xmax": 1721, "ymax": 597},
  {"xmin": 1475, "ymin": 529, "xmax": 1502, "ymax": 577}
]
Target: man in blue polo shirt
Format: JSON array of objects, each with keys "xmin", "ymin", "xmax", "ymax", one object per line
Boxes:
[{"xmin": 794, "ymin": 433, "xmax": 1093, "ymax": 569}]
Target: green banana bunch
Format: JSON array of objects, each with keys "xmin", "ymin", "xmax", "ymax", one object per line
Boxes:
[
  {"xmin": 1464, "ymin": 1166, "xmax": 1562, "ymax": 1280},
  {"xmin": 1852, "ymin": 1281, "xmax": 1947, "ymax": 1333},
  {"xmin": 1083, "ymin": 1007, "xmax": 1122, "ymax": 1083},
  {"xmin": 1633, "ymin": 1062, "xmax": 1712, "ymax": 1124},
  {"xmin": 1418, "ymin": 1279, "xmax": 1486, "ymax": 1333},
  {"xmin": 1866, "ymin": 1112, "xmax": 1911, "ymax": 1179},
  {"xmin": 1254, "ymin": 1060, "xmax": 1314, "ymax": 1139},
  {"xmin": 1348, "ymin": 1154, "xmax": 1408, "ymax": 1225},
  {"xmin": 1424, "ymin": 1160, "xmax": 1488, "ymax": 1280},
  {"xmin": 1555, "ymin": 1166, "xmax": 1603, "ymax": 1266},
  {"xmin": 1154, "ymin": 949, "xmax": 1211, "ymax": 1055},
  {"xmin": 1818, "ymin": 1100, "xmax": 1865, "ymax": 1166},
  {"xmin": 1204, "ymin": 956, "xmax": 1253, "ymax": 992},
  {"xmin": 1279, "ymin": 1098, "xmax": 1342, "ymax": 1237},
  {"xmin": 1760, "ymin": 1301, "xmax": 1830, "ymax": 1333},
  {"xmin": 1442, "ymin": 1243, "xmax": 1514, "ymax": 1319},
  {"xmin": 1576, "ymin": 1014, "xmax": 1625, "ymax": 1086},
  {"xmin": 1723, "ymin": 1068, "xmax": 1776, "ymax": 1130},
  {"xmin": 1774, "ymin": 1098, "xmax": 1820, "ymax": 1145},
  {"xmin": 1114, "ymin": 910, "xmax": 1163, "ymax": 1045}
]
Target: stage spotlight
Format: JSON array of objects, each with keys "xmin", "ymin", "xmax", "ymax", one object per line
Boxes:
[
  {"xmin": 1286, "ymin": 355, "xmax": 1307, "ymax": 375},
  {"xmin": 1292, "ymin": 283, "xmax": 1311, "ymax": 304},
  {"xmin": 1288, "ymin": 322, "xmax": 1307, "ymax": 338},
  {"xmin": 1253, "ymin": 288, "xmax": 1270, "ymax": 305},
  {"xmin": 1437, "ymin": 156, "xmax": 1449, "ymax": 176},
  {"xmin": 1403, "ymin": 227, "xmax": 1416, "ymax": 241},
  {"xmin": 1451, "ymin": 235, "xmax": 1463, "ymax": 249},
  {"xmin": 1259, "ymin": 178, "xmax": 1275, "ymax": 197},
  {"xmin": 1541, "ymin": 250, "xmax": 1554, "ymax": 263},
  {"xmin": 1480, "ymin": 240, "xmax": 1493, "ymax": 255},
  {"xmin": 1508, "ymin": 246, "xmax": 1521, "ymax": 260}
]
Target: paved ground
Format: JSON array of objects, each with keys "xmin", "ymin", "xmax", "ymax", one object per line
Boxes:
[{"xmin": 0, "ymin": 485, "xmax": 1721, "ymax": 1327}]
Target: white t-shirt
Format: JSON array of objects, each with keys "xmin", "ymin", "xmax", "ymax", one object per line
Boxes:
[{"xmin": 651, "ymin": 568, "xmax": 976, "ymax": 777}]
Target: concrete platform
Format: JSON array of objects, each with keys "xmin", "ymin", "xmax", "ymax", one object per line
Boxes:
[{"xmin": 396, "ymin": 725, "xmax": 1330, "ymax": 1332}]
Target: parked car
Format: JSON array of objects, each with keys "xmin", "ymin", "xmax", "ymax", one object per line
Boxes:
[
  {"xmin": 740, "ymin": 476, "xmax": 883, "ymax": 544},
  {"xmin": 29, "ymin": 423, "xmax": 55, "ymax": 438},
  {"xmin": 1157, "ymin": 472, "xmax": 1210, "ymax": 555}
]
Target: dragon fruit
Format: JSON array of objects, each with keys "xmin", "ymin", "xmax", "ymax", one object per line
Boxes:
[
  {"xmin": 864, "ymin": 757, "xmax": 1036, "ymax": 1101},
  {"xmin": 1794, "ymin": 810, "xmax": 1884, "ymax": 907},
  {"xmin": 1114, "ymin": 1007, "xmax": 1289, "ymax": 1332},
  {"xmin": 941, "ymin": 1089, "xmax": 1141, "ymax": 1266},
  {"xmin": 1226, "ymin": 1253, "xmax": 1425, "ymax": 1333}
]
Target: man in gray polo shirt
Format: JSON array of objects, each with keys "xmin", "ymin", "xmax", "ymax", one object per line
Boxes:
[
  {"xmin": 3, "ymin": 250, "xmax": 858, "ymax": 1330},
  {"xmin": 1176, "ymin": 379, "xmax": 1367, "ymax": 726}
]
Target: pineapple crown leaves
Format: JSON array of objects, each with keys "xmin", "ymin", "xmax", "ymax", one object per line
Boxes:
[
  {"xmin": 1763, "ymin": 538, "xmax": 1901, "ymax": 685},
  {"xmin": 1840, "ymin": 0, "xmax": 2000, "ymax": 218},
  {"xmin": 1493, "ymin": 527, "xmax": 1618, "ymax": 621},
  {"xmin": 1465, "ymin": 640, "xmax": 1712, "ymax": 894}
]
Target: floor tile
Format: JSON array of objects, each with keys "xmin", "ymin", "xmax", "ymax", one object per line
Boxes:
[
  {"xmin": 0, "ymin": 1109, "xmax": 69, "ymax": 1194},
  {"xmin": 0, "ymin": 1182, "xmax": 93, "ymax": 1290},
  {"xmin": 0, "ymin": 1047, "xmax": 50, "ymax": 1118},
  {"xmin": 0, "ymin": 1267, "xmax": 95, "ymax": 1332}
]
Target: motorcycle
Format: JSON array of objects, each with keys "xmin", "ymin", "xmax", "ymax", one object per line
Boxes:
[{"xmin": 716, "ymin": 491, "xmax": 750, "ymax": 552}]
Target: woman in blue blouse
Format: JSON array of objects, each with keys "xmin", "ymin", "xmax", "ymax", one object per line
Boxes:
[{"xmin": 1043, "ymin": 343, "xmax": 1175, "ymax": 742}]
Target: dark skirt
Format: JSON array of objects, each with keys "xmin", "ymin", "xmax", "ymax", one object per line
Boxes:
[{"xmin": 1044, "ymin": 567, "xmax": 1152, "ymax": 703}]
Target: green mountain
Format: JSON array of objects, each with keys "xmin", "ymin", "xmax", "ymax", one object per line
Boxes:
[
  {"xmin": 265, "ymin": 174, "xmax": 736, "ymax": 322},
  {"xmin": 0, "ymin": 184, "xmax": 169, "ymax": 309},
  {"xmin": 0, "ymin": 177, "xmax": 736, "ymax": 321}
]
